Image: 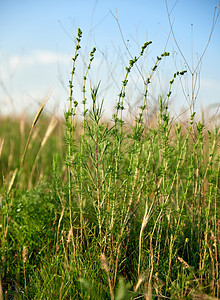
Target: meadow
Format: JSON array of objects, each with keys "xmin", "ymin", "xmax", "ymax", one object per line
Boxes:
[{"xmin": 0, "ymin": 29, "xmax": 219, "ymax": 299}]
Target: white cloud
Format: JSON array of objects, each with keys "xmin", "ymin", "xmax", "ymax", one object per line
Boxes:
[
  {"xmin": 8, "ymin": 50, "xmax": 71, "ymax": 69},
  {"xmin": 34, "ymin": 50, "xmax": 66, "ymax": 64},
  {"xmin": 200, "ymin": 78, "xmax": 220, "ymax": 90}
]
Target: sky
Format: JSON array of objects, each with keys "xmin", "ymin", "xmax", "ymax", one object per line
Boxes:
[{"xmin": 0, "ymin": 0, "xmax": 220, "ymax": 121}]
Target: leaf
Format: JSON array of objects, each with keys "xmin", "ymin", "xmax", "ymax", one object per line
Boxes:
[{"xmin": 115, "ymin": 277, "xmax": 133, "ymax": 300}]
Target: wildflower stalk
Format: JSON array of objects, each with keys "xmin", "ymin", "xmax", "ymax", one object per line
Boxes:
[
  {"xmin": 79, "ymin": 47, "xmax": 96, "ymax": 250},
  {"xmin": 65, "ymin": 28, "xmax": 82, "ymax": 234}
]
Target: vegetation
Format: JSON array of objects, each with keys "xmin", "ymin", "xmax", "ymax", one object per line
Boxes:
[{"xmin": 0, "ymin": 28, "xmax": 219, "ymax": 299}]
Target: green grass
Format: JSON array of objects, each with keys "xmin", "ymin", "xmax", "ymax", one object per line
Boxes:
[{"xmin": 0, "ymin": 29, "xmax": 219, "ymax": 299}]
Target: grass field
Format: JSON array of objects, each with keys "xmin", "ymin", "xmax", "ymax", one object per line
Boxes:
[{"xmin": 0, "ymin": 29, "xmax": 219, "ymax": 299}]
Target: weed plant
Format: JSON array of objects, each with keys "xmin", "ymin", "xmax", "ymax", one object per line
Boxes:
[{"xmin": 0, "ymin": 29, "xmax": 219, "ymax": 299}]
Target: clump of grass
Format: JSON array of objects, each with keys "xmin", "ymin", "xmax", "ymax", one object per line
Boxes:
[{"xmin": 0, "ymin": 28, "xmax": 219, "ymax": 299}]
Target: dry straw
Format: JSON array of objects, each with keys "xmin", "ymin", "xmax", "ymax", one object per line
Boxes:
[
  {"xmin": 22, "ymin": 246, "xmax": 28, "ymax": 299},
  {"xmin": 101, "ymin": 253, "xmax": 114, "ymax": 300},
  {"xmin": 28, "ymin": 115, "xmax": 58, "ymax": 188},
  {"xmin": 20, "ymin": 89, "xmax": 53, "ymax": 169},
  {"xmin": 0, "ymin": 277, "xmax": 3, "ymax": 300},
  {"xmin": 0, "ymin": 139, "xmax": 4, "ymax": 158}
]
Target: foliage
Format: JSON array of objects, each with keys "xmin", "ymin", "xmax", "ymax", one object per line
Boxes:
[{"xmin": 0, "ymin": 29, "xmax": 219, "ymax": 299}]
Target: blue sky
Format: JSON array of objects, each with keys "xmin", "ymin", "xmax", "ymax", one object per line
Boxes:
[{"xmin": 0, "ymin": 0, "xmax": 220, "ymax": 120}]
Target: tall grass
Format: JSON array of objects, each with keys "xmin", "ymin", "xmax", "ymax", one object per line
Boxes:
[{"xmin": 0, "ymin": 29, "xmax": 219, "ymax": 299}]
